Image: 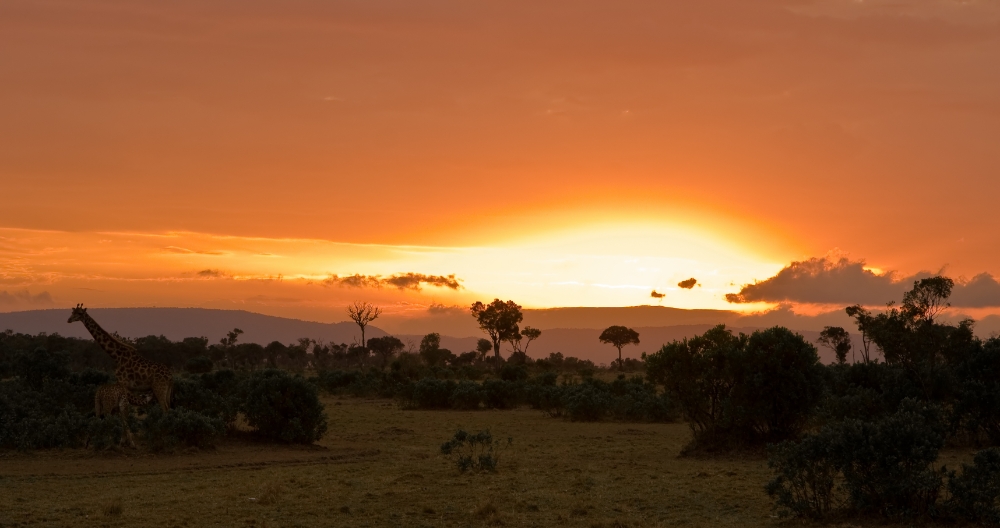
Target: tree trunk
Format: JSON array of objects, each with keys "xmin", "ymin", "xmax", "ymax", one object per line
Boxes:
[
  {"xmin": 618, "ymin": 346, "xmax": 623, "ymax": 371},
  {"xmin": 493, "ymin": 340, "xmax": 501, "ymax": 371}
]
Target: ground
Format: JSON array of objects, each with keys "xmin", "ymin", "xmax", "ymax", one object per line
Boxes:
[{"xmin": 0, "ymin": 396, "xmax": 980, "ymax": 527}]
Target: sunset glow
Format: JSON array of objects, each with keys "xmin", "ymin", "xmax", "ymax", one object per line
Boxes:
[{"xmin": 3, "ymin": 0, "xmax": 1000, "ymax": 328}]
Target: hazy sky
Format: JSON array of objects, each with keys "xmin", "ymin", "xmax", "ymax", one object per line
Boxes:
[{"xmin": 2, "ymin": 0, "xmax": 999, "ymax": 321}]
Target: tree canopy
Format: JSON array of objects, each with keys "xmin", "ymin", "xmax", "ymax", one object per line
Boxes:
[
  {"xmin": 599, "ymin": 325, "xmax": 640, "ymax": 371},
  {"xmin": 470, "ymin": 299, "xmax": 522, "ymax": 370}
]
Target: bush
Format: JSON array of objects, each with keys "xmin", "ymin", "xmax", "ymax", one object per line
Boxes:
[
  {"xmin": 499, "ymin": 364, "xmax": 528, "ymax": 382},
  {"xmin": 241, "ymin": 369, "xmax": 328, "ymax": 443},
  {"xmin": 646, "ymin": 325, "xmax": 824, "ymax": 450},
  {"xmin": 171, "ymin": 375, "xmax": 240, "ymax": 429},
  {"xmin": 141, "ymin": 406, "xmax": 223, "ymax": 451},
  {"xmin": 766, "ymin": 399, "xmax": 947, "ymax": 520},
  {"xmin": 947, "ymin": 448, "xmax": 1000, "ymax": 524},
  {"xmin": 563, "ymin": 383, "xmax": 612, "ymax": 422},
  {"xmin": 0, "ymin": 377, "xmax": 96, "ymax": 450},
  {"xmin": 766, "ymin": 428, "xmax": 840, "ymax": 519},
  {"xmin": 184, "ymin": 356, "xmax": 213, "ymax": 374},
  {"xmin": 440, "ymin": 429, "xmax": 512, "ymax": 472},
  {"xmin": 86, "ymin": 413, "xmax": 140, "ymax": 450},
  {"xmin": 835, "ymin": 400, "xmax": 947, "ymax": 518},
  {"xmin": 481, "ymin": 379, "xmax": 520, "ymax": 409},
  {"xmin": 449, "ymin": 381, "xmax": 483, "ymax": 410},
  {"xmin": 409, "ymin": 378, "xmax": 456, "ymax": 409}
]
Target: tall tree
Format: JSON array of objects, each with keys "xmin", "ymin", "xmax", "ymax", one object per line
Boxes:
[
  {"xmin": 599, "ymin": 325, "xmax": 640, "ymax": 371},
  {"xmin": 470, "ymin": 299, "xmax": 523, "ymax": 370},
  {"xmin": 347, "ymin": 301, "xmax": 382, "ymax": 354},
  {"xmin": 818, "ymin": 326, "xmax": 852, "ymax": 364},
  {"xmin": 367, "ymin": 335, "xmax": 405, "ymax": 369}
]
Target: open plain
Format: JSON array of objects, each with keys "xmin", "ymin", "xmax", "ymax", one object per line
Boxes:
[{"xmin": 0, "ymin": 395, "xmax": 979, "ymax": 528}]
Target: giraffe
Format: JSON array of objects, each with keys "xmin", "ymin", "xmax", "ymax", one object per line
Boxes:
[
  {"xmin": 68, "ymin": 304, "xmax": 174, "ymax": 412},
  {"xmin": 89, "ymin": 383, "xmax": 152, "ymax": 448}
]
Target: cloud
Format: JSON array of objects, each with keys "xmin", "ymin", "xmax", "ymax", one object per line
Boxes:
[
  {"xmin": 677, "ymin": 278, "xmax": 698, "ymax": 289},
  {"xmin": 650, "ymin": 290, "xmax": 666, "ymax": 299},
  {"xmin": 197, "ymin": 269, "xmax": 223, "ymax": 278},
  {"xmin": 163, "ymin": 246, "xmax": 225, "ymax": 255},
  {"xmin": 725, "ymin": 257, "xmax": 1000, "ymax": 308},
  {"xmin": 0, "ymin": 289, "xmax": 55, "ymax": 308},
  {"xmin": 324, "ymin": 273, "xmax": 462, "ymax": 291},
  {"xmin": 427, "ymin": 303, "xmax": 465, "ymax": 315}
]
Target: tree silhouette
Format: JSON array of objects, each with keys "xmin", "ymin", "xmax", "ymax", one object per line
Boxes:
[
  {"xmin": 475, "ymin": 338, "xmax": 492, "ymax": 362},
  {"xmin": 521, "ymin": 326, "xmax": 541, "ymax": 354},
  {"xmin": 818, "ymin": 326, "xmax": 852, "ymax": 364},
  {"xmin": 599, "ymin": 325, "xmax": 640, "ymax": 371},
  {"xmin": 347, "ymin": 301, "xmax": 382, "ymax": 354},
  {"xmin": 367, "ymin": 335, "xmax": 405, "ymax": 369},
  {"xmin": 470, "ymin": 299, "xmax": 522, "ymax": 370}
]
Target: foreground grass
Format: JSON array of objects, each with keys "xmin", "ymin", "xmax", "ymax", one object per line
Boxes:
[{"xmin": 0, "ymin": 396, "xmax": 979, "ymax": 527}]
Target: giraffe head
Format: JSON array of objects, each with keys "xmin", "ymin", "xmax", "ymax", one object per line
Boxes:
[{"xmin": 67, "ymin": 303, "xmax": 87, "ymax": 323}]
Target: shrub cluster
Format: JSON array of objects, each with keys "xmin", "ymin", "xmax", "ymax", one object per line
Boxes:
[
  {"xmin": 440, "ymin": 429, "xmax": 512, "ymax": 472},
  {"xmin": 645, "ymin": 325, "xmax": 825, "ymax": 451},
  {"xmin": 241, "ymin": 369, "xmax": 328, "ymax": 444}
]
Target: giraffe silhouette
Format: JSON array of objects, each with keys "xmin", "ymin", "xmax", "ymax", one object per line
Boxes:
[{"xmin": 68, "ymin": 304, "xmax": 173, "ymax": 412}]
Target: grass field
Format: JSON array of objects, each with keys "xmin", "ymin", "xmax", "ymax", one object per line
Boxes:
[{"xmin": 0, "ymin": 395, "xmax": 979, "ymax": 527}]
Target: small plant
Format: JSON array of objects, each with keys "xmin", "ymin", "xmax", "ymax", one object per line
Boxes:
[
  {"xmin": 440, "ymin": 429, "xmax": 512, "ymax": 472},
  {"xmin": 101, "ymin": 499, "xmax": 123, "ymax": 518}
]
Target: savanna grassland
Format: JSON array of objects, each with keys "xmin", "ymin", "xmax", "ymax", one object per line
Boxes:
[
  {"xmin": 0, "ymin": 395, "xmax": 766, "ymax": 528},
  {"xmin": 0, "ymin": 395, "xmax": 981, "ymax": 528}
]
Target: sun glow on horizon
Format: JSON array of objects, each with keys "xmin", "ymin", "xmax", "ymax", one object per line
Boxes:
[{"xmin": 0, "ymin": 221, "xmax": 786, "ymax": 316}]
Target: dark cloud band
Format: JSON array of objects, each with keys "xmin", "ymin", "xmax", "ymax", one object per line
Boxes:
[
  {"xmin": 725, "ymin": 257, "xmax": 1000, "ymax": 308},
  {"xmin": 324, "ymin": 273, "xmax": 462, "ymax": 291}
]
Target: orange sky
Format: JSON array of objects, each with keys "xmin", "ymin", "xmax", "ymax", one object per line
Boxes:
[{"xmin": 2, "ymin": 0, "xmax": 1000, "ymax": 322}]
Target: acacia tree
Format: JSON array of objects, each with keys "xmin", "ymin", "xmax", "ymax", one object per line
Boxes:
[
  {"xmin": 818, "ymin": 326, "xmax": 852, "ymax": 364},
  {"xmin": 521, "ymin": 327, "xmax": 541, "ymax": 354},
  {"xmin": 470, "ymin": 299, "xmax": 523, "ymax": 370},
  {"xmin": 347, "ymin": 301, "xmax": 382, "ymax": 354},
  {"xmin": 599, "ymin": 325, "xmax": 640, "ymax": 371}
]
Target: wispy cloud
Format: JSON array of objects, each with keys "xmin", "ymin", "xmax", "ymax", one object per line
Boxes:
[
  {"xmin": 0, "ymin": 289, "xmax": 55, "ymax": 308},
  {"xmin": 323, "ymin": 273, "xmax": 462, "ymax": 291}
]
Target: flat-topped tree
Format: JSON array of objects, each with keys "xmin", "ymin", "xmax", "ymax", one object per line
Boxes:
[
  {"xmin": 600, "ymin": 325, "xmax": 640, "ymax": 371},
  {"xmin": 470, "ymin": 299, "xmax": 522, "ymax": 371}
]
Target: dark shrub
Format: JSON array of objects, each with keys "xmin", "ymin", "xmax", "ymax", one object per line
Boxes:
[
  {"xmin": 241, "ymin": 369, "xmax": 328, "ymax": 443},
  {"xmin": 607, "ymin": 376, "xmax": 675, "ymax": 422},
  {"xmin": 820, "ymin": 362, "xmax": 922, "ymax": 424},
  {"xmin": 646, "ymin": 325, "xmax": 824, "ymax": 449},
  {"xmin": 526, "ymin": 384, "xmax": 565, "ymax": 417},
  {"xmin": 449, "ymin": 381, "xmax": 483, "ymax": 410},
  {"xmin": 952, "ymin": 338, "xmax": 1000, "ymax": 445},
  {"xmin": 766, "ymin": 428, "xmax": 840, "ymax": 519},
  {"xmin": 86, "ymin": 413, "xmax": 140, "ymax": 450},
  {"xmin": 767, "ymin": 398, "xmax": 947, "ymax": 520},
  {"xmin": 563, "ymin": 382, "xmax": 612, "ymax": 422},
  {"xmin": 947, "ymin": 448, "xmax": 1000, "ymax": 524},
  {"xmin": 834, "ymin": 399, "xmax": 947, "ymax": 518},
  {"xmin": 12, "ymin": 347, "xmax": 71, "ymax": 391},
  {"xmin": 440, "ymin": 429, "xmax": 512, "ymax": 472},
  {"xmin": 482, "ymin": 379, "xmax": 520, "ymax": 409},
  {"xmin": 171, "ymin": 376, "xmax": 239, "ymax": 428},
  {"xmin": 499, "ymin": 364, "xmax": 528, "ymax": 382},
  {"xmin": 0, "ymin": 377, "xmax": 94, "ymax": 449},
  {"xmin": 410, "ymin": 378, "xmax": 456, "ymax": 409},
  {"xmin": 184, "ymin": 356, "xmax": 213, "ymax": 374},
  {"xmin": 141, "ymin": 406, "xmax": 223, "ymax": 451}
]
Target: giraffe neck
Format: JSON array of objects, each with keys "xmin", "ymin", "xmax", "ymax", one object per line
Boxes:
[{"xmin": 79, "ymin": 312, "xmax": 137, "ymax": 363}]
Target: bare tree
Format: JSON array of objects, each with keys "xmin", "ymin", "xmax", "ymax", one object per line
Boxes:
[{"xmin": 347, "ymin": 301, "xmax": 382, "ymax": 353}]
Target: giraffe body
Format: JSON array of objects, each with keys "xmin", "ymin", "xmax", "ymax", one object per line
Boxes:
[
  {"xmin": 92, "ymin": 383, "xmax": 148, "ymax": 448},
  {"xmin": 68, "ymin": 304, "xmax": 174, "ymax": 412}
]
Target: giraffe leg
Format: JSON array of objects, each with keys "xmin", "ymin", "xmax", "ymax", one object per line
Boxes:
[
  {"xmin": 118, "ymin": 399, "xmax": 136, "ymax": 449},
  {"xmin": 153, "ymin": 378, "xmax": 173, "ymax": 412}
]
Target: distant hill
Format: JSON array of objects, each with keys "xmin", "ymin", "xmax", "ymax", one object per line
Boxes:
[{"xmin": 0, "ymin": 308, "xmax": 385, "ymax": 347}]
